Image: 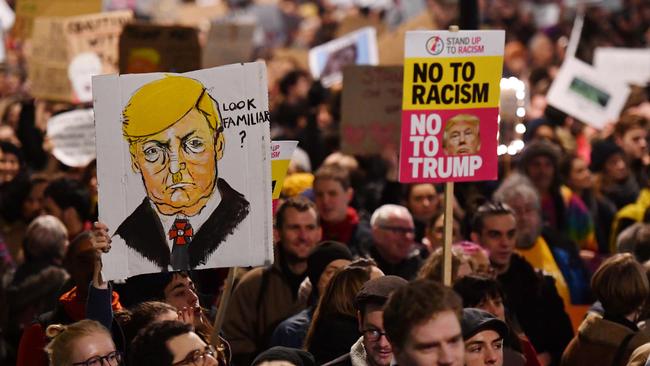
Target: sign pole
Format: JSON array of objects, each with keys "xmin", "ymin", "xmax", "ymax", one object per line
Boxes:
[
  {"xmin": 442, "ymin": 181, "xmax": 455, "ymax": 286},
  {"xmin": 211, "ymin": 266, "xmax": 237, "ymax": 346},
  {"xmin": 440, "ymin": 24, "xmax": 462, "ymax": 287}
]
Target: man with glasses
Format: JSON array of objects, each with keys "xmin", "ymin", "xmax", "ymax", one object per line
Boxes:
[
  {"xmin": 130, "ymin": 321, "xmax": 220, "ymax": 366},
  {"xmin": 323, "ymin": 275, "xmax": 407, "ymax": 366},
  {"xmin": 364, "ymin": 204, "xmax": 423, "ymax": 280}
]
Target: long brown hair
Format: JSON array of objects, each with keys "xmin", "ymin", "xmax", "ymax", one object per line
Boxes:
[{"xmin": 303, "ymin": 265, "xmax": 371, "ymax": 349}]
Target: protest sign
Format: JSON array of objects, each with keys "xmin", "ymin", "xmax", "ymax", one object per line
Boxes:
[
  {"xmin": 0, "ymin": 0, "xmax": 15, "ymax": 63},
  {"xmin": 13, "ymin": 0, "xmax": 101, "ymax": 39},
  {"xmin": 119, "ymin": 23, "xmax": 200, "ymax": 74},
  {"xmin": 336, "ymin": 14, "xmax": 386, "ymax": 38},
  {"xmin": 93, "ymin": 62, "xmax": 273, "ymax": 280},
  {"xmin": 151, "ymin": 0, "xmax": 227, "ymax": 29},
  {"xmin": 341, "ymin": 65, "xmax": 403, "ymax": 155},
  {"xmin": 593, "ymin": 47, "xmax": 650, "ymax": 86},
  {"xmin": 309, "ymin": 27, "xmax": 378, "ymax": 87},
  {"xmin": 271, "ymin": 140, "xmax": 298, "ymax": 200},
  {"xmin": 202, "ymin": 21, "xmax": 256, "ymax": 68},
  {"xmin": 46, "ymin": 109, "xmax": 96, "ymax": 168},
  {"xmin": 547, "ymin": 57, "xmax": 630, "ymax": 130},
  {"xmin": 398, "ymin": 30, "xmax": 504, "ymax": 183},
  {"xmin": 28, "ymin": 10, "xmax": 133, "ymax": 103},
  {"xmin": 378, "ymin": 12, "xmax": 436, "ymax": 65}
]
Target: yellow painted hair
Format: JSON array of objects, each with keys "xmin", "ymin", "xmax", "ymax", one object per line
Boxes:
[{"xmin": 122, "ymin": 75, "xmax": 221, "ymax": 139}]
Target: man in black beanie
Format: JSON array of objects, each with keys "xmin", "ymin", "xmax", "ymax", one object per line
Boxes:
[
  {"xmin": 324, "ymin": 275, "xmax": 407, "ymax": 366},
  {"xmin": 270, "ymin": 241, "xmax": 353, "ymax": 348},
  {"xmin": 252, "ymin": 346, "xmax": 316, "ymax": 366},
  {"xmin": 590, "ymin": 138, "xmax": 639, "ymax": 209}
]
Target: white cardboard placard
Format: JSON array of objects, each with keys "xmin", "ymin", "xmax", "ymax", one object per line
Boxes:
[
  {"xmin": 94, "ymin": 62, "xmax": 273, "ymax": 280},
  {"xmin": 547, "ymin": 57, "xmax": 630, "ymax": 130},
  {"xmin": 309, "ymin": 26, "xmax": 378, "ymax": 87}
]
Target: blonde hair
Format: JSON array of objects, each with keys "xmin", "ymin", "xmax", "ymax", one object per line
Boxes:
[
  {"xmin": 45, "ymin": 319, "xmax": 113, "ymax": 366},
  {"xmin": 417, "ymin": 247, "xmax": 468, "ymax": 283},
  {"xmin": 443, "ymin": 114, "xmax": 480, "ymax": 148}
]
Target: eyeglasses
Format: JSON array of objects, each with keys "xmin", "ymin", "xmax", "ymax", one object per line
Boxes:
[
  {"xmin": 363, "ymin": 329, "xmax": 388, "ymax": 342},
  {"xmin": 72, "ymin": 351, "xmax": 122, "ymax": 366},
  {"xmin": 172, "ymin": 345, "xmax": 217, "ymax": 366},
  {"xmin": 379, "ymin": 225, "xmax": 415, "ymax": 235}
]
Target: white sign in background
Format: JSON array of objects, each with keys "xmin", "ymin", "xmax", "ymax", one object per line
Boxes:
[
  {"xmin": 309, "ymin": 26, "xmax": 378, "ymax": 87},
  {"xmin": 547, "ymin": 57, "xmax": 630, "ymax": 130},
  {"xmin": 594, "ymin": 47, "xmax": 650, "ymax": 86},
  {"xmin": 46, "ymin": 109, "xmax": 96, "ymax": 168}
]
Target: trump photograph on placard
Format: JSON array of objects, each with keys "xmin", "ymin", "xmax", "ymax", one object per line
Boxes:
[
  {"xmin": 443, "ymin": 114, "xmax": 481, "ymax": 155},
  {"xmin": 94, "ymin": 63, "xmax": 273, "ymax": 280}
]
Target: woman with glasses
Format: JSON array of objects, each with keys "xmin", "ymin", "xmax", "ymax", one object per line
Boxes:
[{"xmin": 45, "ymin": 319, "xmax": 122, "ymax": 366}]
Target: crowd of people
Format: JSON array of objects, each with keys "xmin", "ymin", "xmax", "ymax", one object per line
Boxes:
[{"xmin": 0, "ymin": 0, "xmax": 648, "ymax": 365}]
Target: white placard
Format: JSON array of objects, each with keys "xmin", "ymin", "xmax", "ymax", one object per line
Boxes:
[
  {"xmin": 309, "ymin": 26, "xmax": 378, "ymax": 87},
  {"xmin": 547, "ymin": 57, "xmax": 630, "ymax": 130},
  {"xmin": 47, "ymin": 109, "xmax": 96, "ymax": 167},
  {"xmin": 594, "ymin": 47, "xmax": 650, "ymax": 86},
  {"xmin": 94, "ymin": 62, "xmax": 273, "ymax": 280}
]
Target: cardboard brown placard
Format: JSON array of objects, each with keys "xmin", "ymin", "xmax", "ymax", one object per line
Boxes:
[
  {"xmin": 341, "ymin": 65, "xmax": 403, "ymax": 155},
  {"xmin": 28, "ymin": 10, "xmax": 133, "ymax": 103},
  {"xmin": 378, "ymin": 12, "xmax": 435, "ymax": 65},
  {"xmin": 336, "ymin": 14, "xmax": 386, "ymax": 38},
  {"xmin": 13, "ymin": 0, "xmax": 102, "ymax": 39},
  {"xmin": 272, "ymin": 48, "xmax": 310, "ymax": 71},
  {"xmin": 119, "ymin": 23, "xmax": 201, "ymax": 74},
  {"xmin": 202, "ymin": 21, "xmax": 256, "ymax": 68},
  {"xmin": 151, "ymin": 1, "xmax": 227, "ymax": 30}
]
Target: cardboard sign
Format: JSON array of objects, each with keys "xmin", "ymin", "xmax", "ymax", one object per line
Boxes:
[
  {"xmin": 398, "ymin": 30, "xmax": 504, "ymax": 183},
  {"xmin": 336, "ymin": 14, "xmax": 386, "ymax": 38},
  {"xmin": 119, "ymin": 23, "xmax": 201, "ymax": 74},
  {"xmin": 13, "ymin": 0, "xmax": 102, "ymax": 39},
  {"xmin": 309, "ymin": 26, "xmax": 378, "ymax": 87},
  {"xmin": 0, "ymin": 0, "xmax": 15, "ymax": 63},
  {"xmin": 271, "ymin": 140, "xmax": 298, "ymax": 200},
  {"xmin": 202, "ymin": 21, "xmax": 256, "ymax": 68},
  {"xmin": 341, "ymin": 65, "xmax": 403, "ymax": 155},
  {"xmin": 378, "ymin": 12, "xmax": 436, "ymax": 65},
  {"xmin": 28, "ymin": 10, "xmax": 133, "ymax": 103},
  {"xmin": 547, "ymin": 57, "xmax": 630, "ymax": 130},
  {"xmin": 593, "ymin": 47, "xmax": 650, "ymax": 86},
  {"xmin": 46, "ymin": 109, "xmax": 95, "ymax": 168},
  {"xmin": 93, "ymin": 62, "xmax": 273, "ymax": 280}
]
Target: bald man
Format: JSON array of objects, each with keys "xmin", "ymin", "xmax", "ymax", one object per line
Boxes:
[{"xmin": 115, "ymin": 76, "xmax": 250, "ymax": 271}]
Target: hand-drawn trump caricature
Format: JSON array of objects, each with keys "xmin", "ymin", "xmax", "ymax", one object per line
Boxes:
[
  {"xmin": 443, "ymin": 114, "xmax": 481, "ymax": 155},
  {"xmin": 115, "ymin": 75, "xmax": 250, "ymax": 271}
]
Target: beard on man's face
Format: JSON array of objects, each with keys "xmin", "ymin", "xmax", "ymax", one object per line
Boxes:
[{"xmin": 516, "ymin": 227, "xmax": 540, "ymax": 249}]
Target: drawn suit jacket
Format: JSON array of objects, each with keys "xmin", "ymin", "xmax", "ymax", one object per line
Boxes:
[{"xmin": 115, "ymin": 178, "xmax": 250, "ymax": 270}]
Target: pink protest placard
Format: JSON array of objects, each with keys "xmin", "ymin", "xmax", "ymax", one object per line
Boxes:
[{"xmin": 398, "ymin": 30, "xmax": 504, "ymax": 183}]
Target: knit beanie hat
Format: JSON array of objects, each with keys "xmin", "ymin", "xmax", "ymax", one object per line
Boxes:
[
  {"xmin": 589, "ymin": 139, "xmax": 624, "ymax": 172},
  {"xmin": 252, "ymin": 346, "xmax": 316, "ymax": 366},
  {"xmin": 306, "ymin": 241, "xmax": 353, "ymax": 293}
]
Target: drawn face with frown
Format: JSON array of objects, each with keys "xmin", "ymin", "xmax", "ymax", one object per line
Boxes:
[{"xmin": 130, "ymin": 108, "xmax": 223, "ymax": 217}]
